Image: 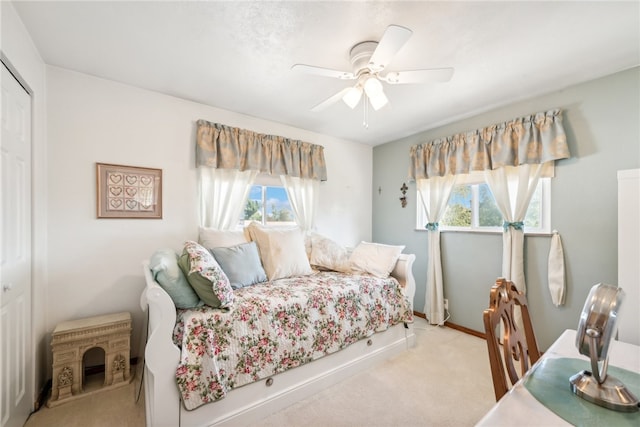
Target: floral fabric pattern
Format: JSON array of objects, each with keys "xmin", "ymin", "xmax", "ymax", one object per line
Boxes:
[
  {"xmin": 196, "ymin": 120, "xmax": 327, "ymax": 181},
  {"xmin": 309, "ymin": 233, "xmax": 352, "ymax": 273},
  {"xmin": 173, "ymin": 272, "xmax": 412, "ymax": 410},
  {"xmin": 408, "ymin": 109, "xmax": 570, "ymax": 180},
  {"xmin": 183, "ymin": 240, "xmax": 234, "ymax": 308}
]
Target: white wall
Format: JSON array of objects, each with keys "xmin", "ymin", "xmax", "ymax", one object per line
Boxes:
[
  {"xmin": 1, "ymin": 1, "xmax": 49, "ymax": 403},
  {"xmin": 46, "ymin": 66, "xmax": 372, "ymax": 371}
]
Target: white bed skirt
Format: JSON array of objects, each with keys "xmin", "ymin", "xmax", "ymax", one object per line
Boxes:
[{"xmin": 140, "ymin": 254, "xmax": 416, "ymax": 427}]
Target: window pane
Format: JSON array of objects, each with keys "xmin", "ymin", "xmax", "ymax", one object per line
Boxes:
[
  {"xmin": 524, "ymin": 183, "xmax": 542, "ymax": 228},
  {"xmin": 417, "ymin": 178, "xmax": 548, "ymax": 233},
  {"xmin": 243, "ymin": 185, "xmax": 263, "ymax": 223},
  {"xmin": 265, "ymin": 187, "xmax": 294, "ymax": 224},
  {"xmin": 478, "ymin": 184, "xmax": 502, "ymax": 227},
  {"xmin": 441, "ymin": 185, "xmax": 471, "ymax": 227}
]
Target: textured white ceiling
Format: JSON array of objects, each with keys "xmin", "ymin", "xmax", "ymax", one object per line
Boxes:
[{"xmin": 11, "ymin": 1, "xmax": 640, "ymax": 145}]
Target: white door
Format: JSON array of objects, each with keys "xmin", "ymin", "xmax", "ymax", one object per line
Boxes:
[
  {"xmin": 618, "ymin": 169, "xmax": 640, "ymax": 345},
  {"xmin": 1, "ymin": 63, "xmax": 33, "ymax": 427}
]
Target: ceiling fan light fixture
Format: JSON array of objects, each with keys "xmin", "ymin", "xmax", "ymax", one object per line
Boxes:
[
  {"xmin": 368, "ymin": 91, "xmax": 388, "ymax": 111},
  {"xmin": 364, "ymin": 77, "xmax": 388, "ymax": 110},
  {"xmin": 342, "ymin": 86, "xmax": 363, "ymax": 109},
  {"xmin": 364, "ymin": 76, "xmax": 383, "ymax": 95}
]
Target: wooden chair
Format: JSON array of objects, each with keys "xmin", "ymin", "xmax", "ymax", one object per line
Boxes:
[{"xmin": 483, "ymin": 278, "xmax": 541, "ymax": 401}]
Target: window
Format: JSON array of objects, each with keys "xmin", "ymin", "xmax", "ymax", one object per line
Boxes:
[
  {"xmin": 242, "ymin": 185, "xmax": 296, "ymax": 227},
  {"xmin": 416, "ymin": 178, "xmax": 550, "ymax": 234}
]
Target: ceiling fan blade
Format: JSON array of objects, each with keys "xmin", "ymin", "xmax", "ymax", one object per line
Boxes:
[
  {"xmin": 291, "ymin": 64, "xmax": 355, "ymax": 80},
  {"xmin": 380, "ymin": 68, "xmax": 455, "ymax": 84},
  {"xmin": 311, "ymin": 87, "xmax": 353, "ymax": 112},
  {"xmin": 368, "ymin": 25, "xmax": 413, "ymax": 72}
]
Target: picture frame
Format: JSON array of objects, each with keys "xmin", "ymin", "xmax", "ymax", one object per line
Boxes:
[{"xmin": 96, "ymin": 163, "xmax": 162, "ymax": 219}]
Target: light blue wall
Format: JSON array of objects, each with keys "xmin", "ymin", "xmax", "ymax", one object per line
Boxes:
[{"xmin": 373, "ymin": 67, "xmax": 640, "ymax": 350}]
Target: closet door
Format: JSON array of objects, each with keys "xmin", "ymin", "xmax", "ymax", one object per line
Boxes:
[
  {"xmin": 617, "ymin": 169, "xmax": 639, "ymax": 346},
  {"xmin": 1, "ymin": 62, "xmax": 33, "ymax": 427}
]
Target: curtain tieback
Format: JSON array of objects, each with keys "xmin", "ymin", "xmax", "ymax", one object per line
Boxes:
[
  {"xmin": 503, "ymin": 221, "xmax": 524, "ymax": 231},
  {"xmin": 425, "ymin": 222, "xmax": 439, "ymax": 231}
]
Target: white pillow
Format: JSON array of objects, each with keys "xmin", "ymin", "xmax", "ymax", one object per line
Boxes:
[
  {"xmin": 199, "ymin": 226, "xmax": 248, "ymax": 249},
  {"xmin": 349, "ymin": 241, "xmax": 405, "ymax": 278},
  {"xmin": 310, "ymin": 233, "xmax": 351, "ymax": 273},
  {"xmin": 245, "ymin": 223, "xmax": 312, "ymax": 281}
]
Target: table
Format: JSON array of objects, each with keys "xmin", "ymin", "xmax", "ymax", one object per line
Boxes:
[{"xmin": 476, "ymin": 329, "xmax": 640, "ymax": 426}]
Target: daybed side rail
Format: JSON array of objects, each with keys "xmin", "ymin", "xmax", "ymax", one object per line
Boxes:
[
  {"xmin": 391, "ymin": 253, "xmax": 416, "ymax": 312},
  {"xmin": 141, "ymin": 261, "xmax": 182, "ymax": 427}
]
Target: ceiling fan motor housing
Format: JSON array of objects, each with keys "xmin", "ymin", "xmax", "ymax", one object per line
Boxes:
[{"xmin": 350, "ymin": 41, "xmax": 379, "ymax": 74}]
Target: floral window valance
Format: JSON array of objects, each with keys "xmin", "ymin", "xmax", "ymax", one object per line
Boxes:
[
  {"xmin": 409, "ymin": 109, "xmax": 570, "ymax": 180},
  {"xmin": 196, "ymin": 120, "xmax": 327, "ymax": 181}
]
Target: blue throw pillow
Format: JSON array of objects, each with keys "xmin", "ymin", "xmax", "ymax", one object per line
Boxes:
[
  {"xmin": 149, "ymin": 248, "xmax": 201, "ymax": 308},
  {"xmin": 210, "ymin": 241, "xmax": 267, "ymax": 289}
]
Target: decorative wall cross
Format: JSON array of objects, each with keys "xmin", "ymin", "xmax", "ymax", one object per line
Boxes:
[{"xmin": 400, "ymin": 183, "xmax": 408, "ymax": 208}]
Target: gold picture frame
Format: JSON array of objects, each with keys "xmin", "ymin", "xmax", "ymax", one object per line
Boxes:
[{"xmin": 96, "ymin": 163, "xmax": 162, "ymax": 219}]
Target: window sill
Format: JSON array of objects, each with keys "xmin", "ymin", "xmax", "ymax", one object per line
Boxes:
[{"xmin": 414, "ymin": 228, "xmax": 553, "ymax": 237}]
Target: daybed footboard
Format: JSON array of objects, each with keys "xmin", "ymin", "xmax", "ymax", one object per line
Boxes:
[
  {"xmin": 141, "ymin": 254, "xmax": 416, "ymax": 427},
  {"xmin": 392, "ymin": 253, "xmax": 416, "ymax": 311}
]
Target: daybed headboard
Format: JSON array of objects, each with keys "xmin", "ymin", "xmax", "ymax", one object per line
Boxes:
[{"xmin": 140, "ymin": 262, "xmax": 181, "ymax": 426}]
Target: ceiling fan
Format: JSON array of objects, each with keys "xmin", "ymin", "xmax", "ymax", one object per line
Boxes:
[{"xmin": 292, "ymin": 25, "xmax": 454, "ymax": 116}]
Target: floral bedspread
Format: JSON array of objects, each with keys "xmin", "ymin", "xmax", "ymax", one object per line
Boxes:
[{"xmin": 172, "ymin": 271, "xmax": 413, "ymax": 410}]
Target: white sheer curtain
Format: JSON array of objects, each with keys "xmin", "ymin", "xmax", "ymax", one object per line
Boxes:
[
  {"xmin": 199, "ymin": 168, "xmax": 258, "ymax": 230},
  {"xmin": 281, "ymin": 175, "xmax": 319, "ymax": 232},
  {"xmin": 409, "ymin": 110, "xmax": 569, "ymax": 326},
  {"xmin": 484, "ymin": 163, "xmax": 546, "ymax": 295},
  {"xmin": 417, "ymin": 175, "xmax": 457, "ymax": 325}
]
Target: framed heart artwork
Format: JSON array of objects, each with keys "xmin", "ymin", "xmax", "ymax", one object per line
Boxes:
[{"xmin": 96, "ymin": 163, "xmax": 162, "ymax": 218}]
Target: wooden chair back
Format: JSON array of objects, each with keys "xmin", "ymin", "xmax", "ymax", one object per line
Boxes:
[{"xmin": 483, "ymin": 278, "xmax": 541, "ymax": 401}]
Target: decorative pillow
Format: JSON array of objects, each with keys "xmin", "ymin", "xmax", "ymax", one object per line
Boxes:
[
  {"xmin": 349, "ymin": 241, "xmax": 405, "ymax": 278},
  {"xmin": 149, "ymin": 249, "xmax": 202, "ymax": 308},
  {"xmin": 210, "ymin": 241, "xmax": 267, "ymax": 289},
  {"xmin": 304, "ymin": 232, "xmax": 313, "ymax": 260},
  {"xmin": 245, "ymin": 223, "xmax": 313, "ymax": 281},
  {"xmin": 199, "ymin": 226, "xmax": 248, "ymax": 249},
  {"xmin": 177, "ymin": 241, "xmax": 234, "ymax": 308},
  {"xmin": 310, "ymin": 233, "xmax": 351, "ymax": 273}
]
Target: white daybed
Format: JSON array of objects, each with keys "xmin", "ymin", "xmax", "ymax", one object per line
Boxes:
[{"xmin": 140, "ymin": 253, "xmax": 416, "ymax": 427}]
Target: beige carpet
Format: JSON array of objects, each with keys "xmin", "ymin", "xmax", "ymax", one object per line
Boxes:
[{"xmin": 25, "ymin": 318, "xmax": 496, "ymax": 426}]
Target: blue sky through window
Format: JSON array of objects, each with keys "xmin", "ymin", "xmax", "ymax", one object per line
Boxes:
[
  {"xmin": 247, "ymin": 185, "xmax": 291, "ymax": 216},
  {"xmin": 449, "ymin": 189, "xmax": 471, "ymax": 208}
]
